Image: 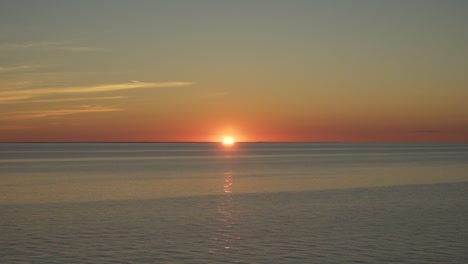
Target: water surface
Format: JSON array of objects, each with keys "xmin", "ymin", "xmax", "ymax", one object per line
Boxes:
[{"xmin": 1, "ymin": 143, "xmax": 467, "ymax": 263}]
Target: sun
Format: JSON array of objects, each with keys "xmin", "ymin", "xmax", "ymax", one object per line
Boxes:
[{"xmin": 222, "ymin": 136, "xmax": 235, "ymax": 145}]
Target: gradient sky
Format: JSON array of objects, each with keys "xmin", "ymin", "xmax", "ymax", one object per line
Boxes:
[{"xmin": 1, "ymin": 0, "xmax": 467, "ymax": 142}]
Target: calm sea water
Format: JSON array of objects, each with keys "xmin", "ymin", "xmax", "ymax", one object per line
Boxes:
[{"xmin": 1, "ymin": 143, "xmax": 468, "ymax": 263}]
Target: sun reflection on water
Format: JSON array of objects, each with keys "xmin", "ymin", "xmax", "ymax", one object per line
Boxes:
[
  {"xmin": 208, "ymin": 154, "xmax": 242, "ymax": 259},
  {"xmin": 223, "ymin": 171, "xmax": 233, "ymax": 194}
]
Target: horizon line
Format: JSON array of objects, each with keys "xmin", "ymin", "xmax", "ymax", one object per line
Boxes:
[{"xmin": 1, "ymin": 141, "xmax": 467, "ymax": 144}]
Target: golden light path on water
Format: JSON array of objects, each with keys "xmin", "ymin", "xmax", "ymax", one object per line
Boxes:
[{"xmin": 209, "ymin": 150, "xmax": 241, "ymax": 256}]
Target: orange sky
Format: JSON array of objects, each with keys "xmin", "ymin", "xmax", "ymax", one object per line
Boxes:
[{"xmin": 1, "ymin": 1, "xmax": 468, "ymax": 142}]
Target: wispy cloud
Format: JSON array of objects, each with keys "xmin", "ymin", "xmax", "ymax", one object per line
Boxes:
[
  {"xmin": 29, "ymin": 96, "xmax": 127, "ymax": 104},
  {"xmin": 0, "ymin": 105, "xmax": 122, "ymax": 121},
  {"xmin": 0, "ymin": 41, "xmax": 98, "ymax": 52},
  {"xmin": 0, "ymin": 65, "xmax": 47, "ymax": 73},
  {"xmin": 0, "ymin": 81, "xmax": 34, "ymax": 89},
  {"xmin": 0, "ymin": 95, "xmax": 32, "ymax": 104},
  {"xmin": 0, "ymin": 96, "xmax": 127, "ymax": 105},
  {"xmin": 0, "ymin": 81, "xmax": 193, "ymax": 104}
]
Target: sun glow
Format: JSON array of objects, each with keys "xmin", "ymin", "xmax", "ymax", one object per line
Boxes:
[{"xmin": 222, "ymin": 136, "xmax": 234, "ymax": 145}]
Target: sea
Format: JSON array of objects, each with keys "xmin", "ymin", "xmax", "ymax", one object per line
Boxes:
[{"xmin": 1, "ymin": 143, "xmax": 467, "ymax": 263}]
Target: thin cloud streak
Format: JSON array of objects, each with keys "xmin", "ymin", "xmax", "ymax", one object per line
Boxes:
[
  {"xmin": 0, "ymin": 105, "xmax": 122, "ymax": 121},
  {"xmin": 0, "ymin": 96, "xmax": 127, "ymax": 105},
  {"xmin": 0, "ymin": 81, "xmax": 34, "ymax": 89},
  {"xmin": 0, "ymin": 95, "xmax": 32, "ymax": 104},
  {"xmin": 0, "ymin": 81, "xmax": 193, "ymax": 103},
  {"xmin": 0, "ymin": 65, "xmax": 47, "ymax": 73},
  {"xmin": 30, "ymin": 96, "xmax": 127, "ymax": 103},
  {"xmin": 0, "ymin": 41, "xmax": 99, "ymax": 52}
]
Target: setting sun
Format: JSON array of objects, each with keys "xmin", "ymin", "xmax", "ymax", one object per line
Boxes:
[{"xmin": 222, "ymin": 136, "xmax": 234, "ymax": 145}]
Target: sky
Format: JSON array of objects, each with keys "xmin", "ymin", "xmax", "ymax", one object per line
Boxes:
[{"xmin": 1, "ymin": 0, "xmax": 467, "ymax": 142}]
